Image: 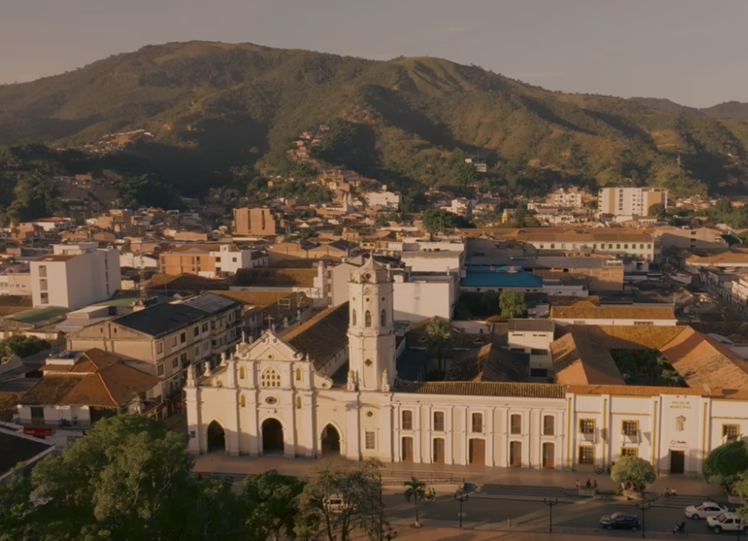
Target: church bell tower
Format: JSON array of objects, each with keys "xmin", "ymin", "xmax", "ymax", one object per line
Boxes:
[{"xmin": 347, "ymin": 255, "xmax": 396, "ymax": 391}]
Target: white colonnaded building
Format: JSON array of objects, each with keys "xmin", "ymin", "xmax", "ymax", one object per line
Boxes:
[{"xmin": 186, "ymin": 257, "xmax": 748, "ymax": 475}]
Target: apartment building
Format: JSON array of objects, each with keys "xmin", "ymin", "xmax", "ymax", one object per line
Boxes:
[
  {"xmin": 0, "ymin": 263, "xmax": 31, "ymax": 295},
  {"xmin": 233, "ymin": 207, "xmax": 276, "ymax": 236},
  {"xmin": 655, "ymin": 227, "xmax": 728, "ymax": 251},
  {"xmin": 507, "ymin": 319, "xmax": 555, "ymax": 379},
  {"xmin": 365, "ymin": 190, "xmax": 401, "ymax": 210},
  {"xmin": 158, "ymin": 244, "xmax": 265, "ymax": 277},
  {"xmin": 599, "ymin": 187, "xmax": 667, "ymax": 217},
  {"xmin": 30, "ymin": 243, "xmax": 121, "ymax": 309},
  {"xmin": 546, "ymin": 187, "xmax": 584, "ymax": 208}
]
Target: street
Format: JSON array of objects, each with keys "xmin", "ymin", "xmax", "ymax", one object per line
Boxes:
[{"xmin": 383, "ymin": 495, "xmax": 737, "ymax": 540}]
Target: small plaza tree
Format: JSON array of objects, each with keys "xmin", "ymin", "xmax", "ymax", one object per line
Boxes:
[
  {"xmin": 703, "ymin": 440, "xmax": 748, "ymax": 491},
  {"xmin": 499, "ymin": 290, "xmax": 527, "ymax": 319},
  {"xmin": 403, "ymin": 476, "xmax": 426, "ymax": 528},
  {"xmin": 611, "ymin": 456, "xmax": 656, "ymax": 491}
]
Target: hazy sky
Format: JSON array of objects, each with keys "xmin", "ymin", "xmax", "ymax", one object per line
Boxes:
[{"xmin": 2, "ymin": 0, "xmax": 746, "ymax": 107}]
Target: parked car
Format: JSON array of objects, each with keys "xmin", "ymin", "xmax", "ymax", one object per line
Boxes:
[
  {"xmin": 324, "ymin": 496, "xmax": 347, "ymax": 513},
  {"xmin": 600, "ymin": 512, "xmax": 640, "ymax": 531},
  {"xmin": 707, "ymin": 513, "xmax": 746, "ymax": 533},
  {"xmin": 685, "ymin": 502, "xmax": 730, "ymax": 520}
]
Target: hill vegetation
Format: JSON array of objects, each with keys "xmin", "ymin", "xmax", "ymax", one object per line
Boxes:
[{"xmin": 2, "ymin": 41, "xmax": 748, "ymax": 201}]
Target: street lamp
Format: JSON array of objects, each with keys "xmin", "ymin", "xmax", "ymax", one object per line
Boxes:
[
  {"xmin": 543, "ymin": 498, "xmax": 560, "ymax": 533},
  {"xmin": 635, "ymin": 501, "xmax": 652, "ymax": 539},
  {"xmin": 454, "ymin": 489, "xmax": 469, "ymax": 528}
]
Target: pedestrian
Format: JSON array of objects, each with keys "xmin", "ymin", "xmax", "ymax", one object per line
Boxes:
[
  {"xmin": 575, "ymin": 479, "xmax": 581, "ymax": 489},
  {"xmin": 585, "ymin": 479, "xmax": 591, "ymax": 488},
  {"xmin": 592, "ymin": 479, "xmax": 598, "ymax": 489}
]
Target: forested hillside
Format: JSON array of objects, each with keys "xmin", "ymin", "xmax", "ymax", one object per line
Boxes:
[{"xmin": 2, "ymin": 40, "xmax": 748, "ymax": 198}]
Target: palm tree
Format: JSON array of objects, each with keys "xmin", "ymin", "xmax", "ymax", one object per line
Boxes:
[
  {"xmin": 424, "ymin": 318, "xmax": 453, "ymax": 376},
  {"xmin": 403, "ymin": 476, "xmax": 426, "ymax": 528}
]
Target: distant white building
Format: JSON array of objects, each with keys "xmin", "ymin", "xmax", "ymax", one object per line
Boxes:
[
  {"xmin": 365, "ymin": 188, "xmax": 401, "ymax": 210},
  {"xmin": 210, "ymin": 244, "xmax": 267, "ymax": 275},
  {"xmin": 30, "ymin": 243, "xmax": 121, "ymax": 309},
  {"xmin": 120, "ymin": 252, "xmax": 159, "ymax": 269},
  {"xmin": 546, "ymin": 188, "xmax": 584, "ymax": 208},
  {"xmin": 599, "ymin": 187, "xmax": 667, "ymax": 217}
]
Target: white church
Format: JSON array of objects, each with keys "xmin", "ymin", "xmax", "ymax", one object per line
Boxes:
[{"xmin": 186, "ymin": 257, "xmax": 748, "ymax": 474}]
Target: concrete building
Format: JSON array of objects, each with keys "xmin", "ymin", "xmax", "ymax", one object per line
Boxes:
[
  {"xmin": 656, "ymin": 227, "xmax": 728, "ymax": 251},
  {"xmin": 232, "ymin": 207, "xmax": 276, "ymax": 237},
  {"xmin": 158, "ymin": 244, "xmax": 264, "ymax": 278},
  {"xmin": 365, "ymin": 190, "xmax": 401, "ymax": 210},
  {"xmin": 507, "ymin": 319, "xmax": 555, "ymax": 379},
  {"xmin": 599, "ymin": 187, "xmax": 667, "ymax": 217},
  {"xmin": 546, "ymin": 187, "xmax": 584, "ymax": 208},
  {"xmin": 0, "ymin": 264, "xmax": 31, "ymax": 296},
  {"xmin": 30, "ymin": 243, "xmax": 120, "ymax": 309},
  {"xmin": 550, "ymin": 302, "xmax": 678, "ymax": 326}
]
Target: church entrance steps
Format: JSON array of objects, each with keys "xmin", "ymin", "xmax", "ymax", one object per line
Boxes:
[{"xmin": 476, "ymin": 483, "xmax": 574, "ymax": 501}]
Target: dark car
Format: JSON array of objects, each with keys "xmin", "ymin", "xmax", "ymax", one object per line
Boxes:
[{"xmin": 600, "ymin": 512, "xmax": 640, "ymax": 531}]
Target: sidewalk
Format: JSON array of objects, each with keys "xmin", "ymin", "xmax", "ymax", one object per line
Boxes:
[{"xmin": 193, "ymin": 454, "xmax": 722, "ymax": 497}]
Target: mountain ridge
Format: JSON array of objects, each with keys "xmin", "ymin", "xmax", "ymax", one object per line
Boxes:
[{"xmin": 2, "ymin": 40, "xmax": 748, "ymax": 198}]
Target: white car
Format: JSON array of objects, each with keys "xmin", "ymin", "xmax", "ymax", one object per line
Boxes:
[
  {"xmin": 706, "ymin": 513, "xmax": 746, "ymax": 533},
  {"xmin": 685, "ymin": 502, "xmax": 730, "ymax": 520}
]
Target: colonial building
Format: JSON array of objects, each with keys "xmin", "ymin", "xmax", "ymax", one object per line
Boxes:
[{"xmin": 186, "ymin": 257, "xmax": 748, "ymax": 475}]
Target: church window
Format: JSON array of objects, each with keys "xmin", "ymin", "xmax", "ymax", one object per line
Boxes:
[
  {"xmin": 295, "ymin": 368, "xmax": 302, "ymax": 381},
  {"xmin": 472, "ymin": 413, "xmax": 484, "ymax": 433},
  {"xmin": 510, "ymin": 414, "xmax": 521, "ymax": 435},
  {"xmin": 365, "ymin": 431, "xmax": 376, "ymax": 450},
  {"xmin": 380, "ymin": 309, "xmax": 386, "ymax": 326},
  {"xmin": 296, "ymin": 396, "xmax": 302, "ymax": 409},
  {"xmin": 433, "ymin": 411, "xmax": 445, "ymax": 432},
  {"xmin": 364, "ymin": 359, "xmax": 372, "ymax": 367},
  {"xmin": 261, "ymin": 367, "xmax": 281, "ymax": 388},
  {"xmin": 364, "ymin": 310, "xmax": 372, "ymax": 328},
  {"xmin": 352, "ymin": 309, "xmax": 357, "ymax": 326},
  {"xmin": 239, "ymin": 366, "xmax": 245, "ymax": 379},
  {"xmin": 240, "ymin": 395, "xmax": 246, "ymax": 408},
  {"xmin": 402, "ymin": 410, "xmax": 413, "ymax": 431}
]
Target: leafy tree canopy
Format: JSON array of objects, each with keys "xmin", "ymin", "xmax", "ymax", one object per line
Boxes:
[
  {"xmin": 610, "ymin": 456, "xmax": 656, "ymax": 490},
  {"xmin": 0, "ymin": 335, "xmax": 50, "ymax": 362},
  {"xmin": 499, "ymin": 290, "xmax": 527, "ymax": 319},
  {"xmin": 703, "ymin": 440, "xmax": 748, "ymax": 489}
]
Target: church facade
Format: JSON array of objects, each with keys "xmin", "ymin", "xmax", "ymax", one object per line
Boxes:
[{"xmin": 185, "ymin": 258, "xmax": 748, "ymax": 475}]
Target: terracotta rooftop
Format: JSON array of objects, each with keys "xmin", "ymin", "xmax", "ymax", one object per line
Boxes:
[
  {"xmin": 551, "ymin": 332, "xmax": 625, "ymax": 385},
  {"xmin": 394, "ymin": 380, "xmax": 566, "ymax": 398},
  {"xmin": 550, "ymin": 304, "xmax": 676, "ymax": 321},
  {"xmin": 282, "ymin": 303, "xmax": 349, "ymax": 371},
  {"xmin": 444, "ymin": 344, "xmax": 529, "ymax": 383},
  {"xmin": 564, "ymin": 325, "xmax": 689, "ymax": 350},
  {"xmin": 232, "ymin": 268, "xmax": 317, "ymax": 288},
  {"xmin": 660, "ymin": 327, "xmax": 748, "ymax": 390},
  {"xmin": 20, "ymin": 349, "xmax": 159, "ymax": 408}
]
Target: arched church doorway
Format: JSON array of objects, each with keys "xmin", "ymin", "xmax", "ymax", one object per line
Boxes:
[
  {"xmin": 262, "ymin": 418, "xmax": 284, "ymax": 453},
  {"xmin": 320, "ymin": 424, "xmax": 341, "ymax": 455},
  {"xmin": 207, "ymin": 421, "xmax": 225, "ymax": 453}
]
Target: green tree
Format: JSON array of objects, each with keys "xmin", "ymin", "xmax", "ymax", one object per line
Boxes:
[
  {"xmin": 610, "ymin": 456, "xmax": 656, "ymax": 490},
  {"xmin": 499, "ymin": 290, "xmax": 527, "ymax": 319},
  {"xmin": 453, "ymin": 161, "xmax": 480, "ymax": 189},
  {"xmin": 702, "ymin": 440, "xmax": 748, "ymax": 489},
  {"xmin": 422, "ymin": 208, "xmax": 463, "ymax": 234},
  {"xmin": 424, "ymin": 318, "xmax": 453, "ymax": 376},
  {"xmin": 730, "ymin": 472, "xmax": 748, "ymax": 523},
  {"xmin": 117, "ymin": 174, "xmax": 182, "ymax": 209},
  {"xmin": 403, "ymin": 477, "xmax": 426, "ymax": 528},
  {"xmin": 295, "ymin": 459, "xmax": 385, "ymax": 541},
  {"xmin": 0, "ymin": 335, "xmax": 50, "ymax": 362},
  {"xmin": 243, "ymin": 470, "xmax": 304, "ymax": 541},
  {"xmin": 648, "ymin": 203, "xmax": 667, "ymax": 219}
]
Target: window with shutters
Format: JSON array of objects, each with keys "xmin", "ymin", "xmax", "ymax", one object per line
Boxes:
[
  {"xmin": 510, "ymin": 414, "xmax": 522, "ymax": 435},
  {"xmin": 622, "ymin": 420, "xmax": 639, "ymax": 436},
  {"xmin": 543, "ymin": 415, "xmax": 555, "ymax": 436},
  {"xmin": 723, "ymin": 424, "xmax": 740, "ymax": 441},
  {"xmin": 579, "ymin": 419, "xmax": 595, "ymax": 434},
  {"xmin": 433, "ymin": 411, "xmax": 445, "ymax": 432},
  {"xmin": 365, "ymin": 431, "xmax": 376, "ymax": 450},
  {"xmin": 471, "ymin": 412, "xmax": 483, "ymax": 433},
  {"xmin": 402, "ymin": 410, "xmax": 413, "ymax": 431},
  {"xmin": 578, "ymin": 446, "xmax": 594, "ymax": 464},
  {"xmin": 621, "ymin": 447, "xmax": 638, "ymax": 457}
]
